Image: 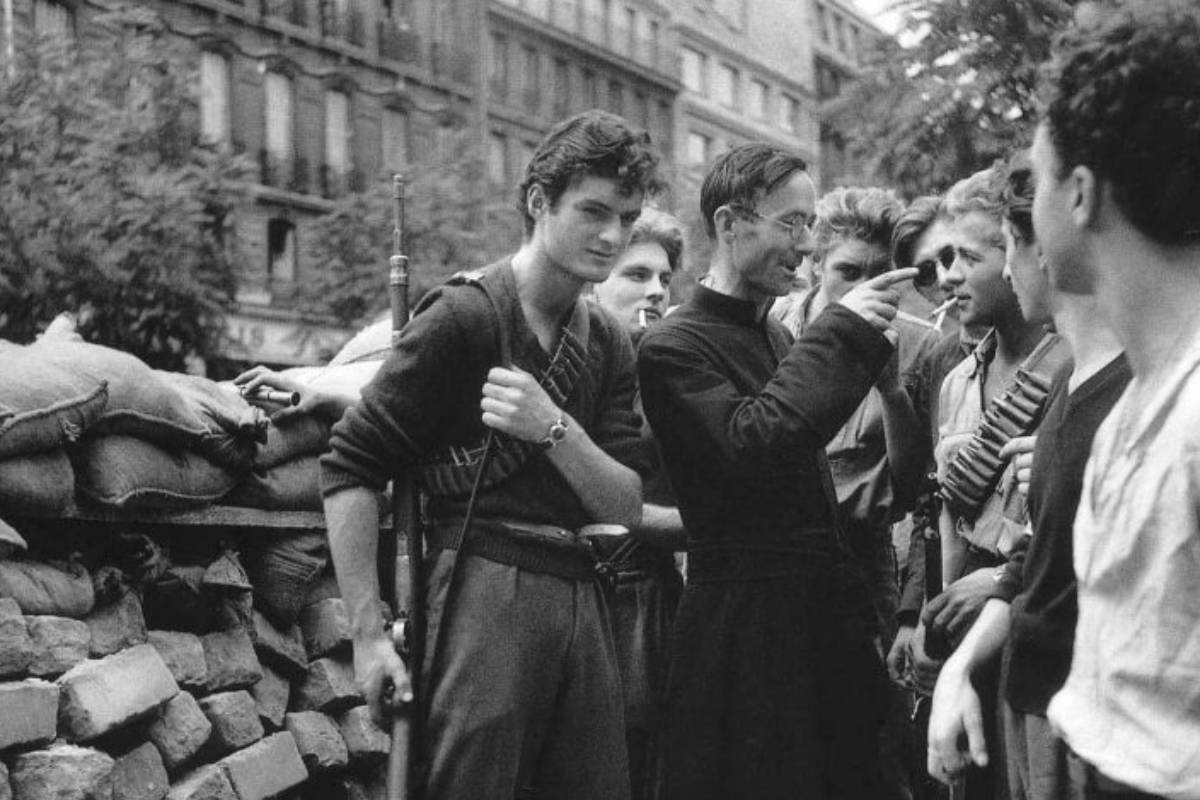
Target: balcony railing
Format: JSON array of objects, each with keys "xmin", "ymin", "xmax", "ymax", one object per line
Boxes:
[
  {"xmin": 378, "ymin": 20, "xmax": 419, "ymax": 63},
  {"xmin": 259, "ymin": 149, "xmax": 300, "ymax": 191},
  {"xmin": 259, "ymin": 0, "xmax": 306, "ymax": 27},
  {"xmin": 320, "ymin": 164, "xmax": 364, "ymax": 198}
]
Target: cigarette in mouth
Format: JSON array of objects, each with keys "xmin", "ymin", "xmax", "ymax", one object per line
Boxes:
[
  {"xmin": 638, "ymin": 308, "xmax": 648, "ymax": 329},
  {"xmin": 928, "ymin": 298, "xmax": 957, "ymax": 319}
]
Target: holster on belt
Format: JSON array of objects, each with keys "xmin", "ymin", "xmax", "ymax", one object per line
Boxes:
[{"xmin": 940, "ymin": 332, "xmax": 1070, "ymax": 523}]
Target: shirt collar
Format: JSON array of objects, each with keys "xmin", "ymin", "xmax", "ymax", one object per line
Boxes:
[
  {"xmin": 967, "ymin": 328, "xmax": 999, "ymax": 379},
  {"xmin": 693, "ymin": 283, "xmax": 769, "ymax": 329}
]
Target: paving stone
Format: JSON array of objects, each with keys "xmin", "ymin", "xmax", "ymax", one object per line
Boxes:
[
  {"xmin": 284, "ymin": 711, "xmax": 348, "ymax": 773},
  {"xmin": 336, "ymin": 705, "xmax": 390, "ymax": 766},
  {"xmin": 111, "ymin": 742, "xmax": 168, "ymax": 800},
  {"xmin": 0, "ymin": 597, "xmax": 33, "ymax": 677},
  {"xmin": 10, "ymin": 742, "xmax": 114, "ymax": 800},
  {"xmin": 147, "ymin": 692, "xmax": 212, "ymax": 772},
  {"xmin": 164, "ymin": 765, "xmax": 235, "ymax": 800},
  {"xmin": 291, "ymin": 658, "xmax": 361, "ymax": 714},
  {"xmin": 248, "ymin": 663, "xmax": 289, "ymax": 730},
  {"xmin": 249, "ymin": 610, "xmax": 307, "ymax": 678},
  {"xmin": 198, "ymin": 691, "xmax": 263, "ymax": 756},
  {"xmin": 0, "ymin": 679, "xmax": 58, "ymax": 751},
  {"xmin": 298, "ymin": 598, "xmax": 350, "ymax": 660},
  {"xmin": 26, "ymin": 615, "xmax": 89, "ymax": 678},
  {"xmin": 57, "ymin": 643, "xmax": 179, "ymax": 742},
  {"xmin": 147, "ymin": 631, "xmax": 207, "ymax": 691},
  {"xmin": 218, "ymin": 732, "xmax": 307, "ymax": 800},
  {"xmin": 86, "ymin": 592, "xmax": 148, "ymax": 657},
  {"xmin": 201, "ymin": 629, "xmax": 262, "ymax": 693}
]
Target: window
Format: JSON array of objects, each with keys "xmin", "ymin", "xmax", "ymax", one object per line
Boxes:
[
  {"xmin": 834, "ymin": 14, "xmax": 846, "ymax": 53},
  {"xmin": 687, "ymin": 131, "xmax": 710, "ymax": 166},
  {"xmin": 523, "ymin": 46, "xmax": 540, "ymax": 111},
  {"xmin": 324, "ymin": 90, "xmax": 350, "ymax": 175},
  {"xmin": 582, "ymin": 70, "xmax": 598, "ymax": 109},
  {"xmin": 609, "ymin": 80, "xmax": 624, "ymax": 116},
  {"xmin": 815, "ymin": 3, "xmax": 829, "ymax": 44},
  {"xmin": 557, "ymin": 0, "xmax": 578, "ymax": 33},
  {"xmin": 264, "ymin": 72, "xmax": 294, "ymax": 163},
  {"xmin": 526, "ymin": 0, "xmax": 549, "ymax": 19},
  {"xmin": 635, "ymin": 13, "xmax": 653, "ymax": 63},
  {"xmin": 553, "ymin": 58, "xmax": 569, "ymax": 116},
  {"xmin": 488, "ymin": 132, "xmax": 508, "ymax": 188},
  {"xmin": 749, "ymin": 79, "xmax": 768, "ymax": 119},
  {"xmin": 624, "ymin": 7, "xmax": 637, "ymax": 54},
  {"xmin": 381, "ymin": 108, "xmax": 408, "ymax": 173},
  {"xmin": 489, "ymin": 32, "xmax": 509, "ymax": 101},
  {"xmin": 780, "ymin": 94, "xmax": 801, "ymax": 133},
  {"xmin": 199, "ymin": 52, "xmax": 231, "ymax": 147},
  {"xmin": 714, "ymin": 63, "xmax": 737, "ymax": 108},
  {"xmin": 634, "ymin": 91, "xmax": 648, "ymax": 128},
  {"xmin": 267, "ymin": 219, "xmax": 297, "ymax": 283},
  {"xmin": 612, "ymin": 6, "xmax": 631, "ymax": 56},
  {"xmin": 33, "ymin": 0, "xmax": 73, "ymax": 38},
  {"xmin": 655, "ymin": 101, "xmax": 672, "ymax": 155},
  {"xmin": 583, "ymin": 0, "xmax": 607, "ymax": 41},
  {"xmin": 681, "ymin": 47, "xmax": 705, "ymax": 94},
  {"xmin": 648, "ymin": 20, "xmax": 660, "ymax": 66},
  {"xmin": 517, "ymin": 140, "xmax": 536, "ymax": 177},
  {"xmin": 849, "ymin": 26, "xmax": 861, "ymax": 64}
]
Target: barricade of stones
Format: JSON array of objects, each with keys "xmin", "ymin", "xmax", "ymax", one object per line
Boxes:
[{"xmin": 0, "ymin": 576, "xmax": 391, "ymax": 800}]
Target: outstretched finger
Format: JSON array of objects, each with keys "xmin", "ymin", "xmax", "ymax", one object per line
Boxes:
[{"xmin": 864, "ymin": 267, "xmax": 919, "ymax": 289}]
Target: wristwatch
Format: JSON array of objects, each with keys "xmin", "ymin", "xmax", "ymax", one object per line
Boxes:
[{"xmin": 538, "ymin": 417, "xmax": 569, "ymax": 451}]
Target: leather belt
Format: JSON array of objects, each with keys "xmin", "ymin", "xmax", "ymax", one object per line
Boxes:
[{"xmin": 426, "ymin": 517, "xmax": 599, "ymax": 582}]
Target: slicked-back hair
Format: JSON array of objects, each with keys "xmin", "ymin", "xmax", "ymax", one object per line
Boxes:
[
  {"xmin": 891, "ymin": 195, "xmax": 945, "ymax": 270},
  {"xmin": 699, "ymin": 143, "xmax": 809, "ymax": 240},
  {"xmin": 945, "ymin": 164, "xmax": 1007, "ymax": 223},
  {"xmin": 1003, "ymin": 150, "xmax": 1036, "ymax": 243},
  {"xmin": 629, "ymin": 207, "xmax": 685, "ymax": 273},
  {"xmin": 1040, "ymin": 0, "xmax": 1200, "ymax": 245},
  {"xmin": 812, "ymin": 187, "xmax": 905, "ymax": 267},
  {"xmin": 517, "ymin": 109, "xmax": 663, "ymax": 235}
]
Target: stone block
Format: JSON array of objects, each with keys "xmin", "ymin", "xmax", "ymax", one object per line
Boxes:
[
  {"xmin": 218, "ymin": 732, "xmax": 307, "ymax": 800},
  {"xmin": 147, "ymin": 631, "xmax": 207, "ymax": 691},
  {"xmin": 86, "ymin": 592, "xmax": 148, "ymax": 657},
  {"xmin": 298, "ymin": 598, "xmax": 350, "ymax": 660},
  {"xmin": 198, "ymin": 691, "xmax": 263, "ymax": 756},
  {"xmin": 111, "ymin": 742, "xmax": 168, "ymax": 800},
  {"xmin": 57, "ymin": 643, "xmax": 179, "ymax": 742},
  {"xmin": 201, "ymin": 629, "xmax": 262, "ymax": 693},
  {"xmin": 248, "ymin": 664, "xmax": 289, "ymax": 730},
  {"xmin": 284, "ymin": 711, "xmax": 348, "ymax": 774},
  {"xmin": 147, "ymin": 692, "xmax": 212, "ymax": 772},
  {"xmin": 10, "ymin": 743, "xmax": 114, "ymax": 800},
  {"xmin": 164, "ymin": 765, "xmax": 235, "ymax": 800},
  {"xmin": 249, "ymin": 610, "xmax": 307, "ymax": 678},
  {"xmin": 291, "ymin": 658, "xmax": 361, "ymax": 714},
  {"xmin": 26, "ymin": 615, "xmax": 89, "ymax": 678},
  {"xmin": 0, "ymin": 597, "xmax": 33, "ymax": 677},
  {"xmin": 0, "ymin": 679, "xmax": 58, "ymax": 751},
  {"xmin": 336, "ymin": 705, "xmax": 390, "ymax": 766}
]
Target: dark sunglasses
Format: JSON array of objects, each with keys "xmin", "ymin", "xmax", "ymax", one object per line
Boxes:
[{"xmin": 913, "ymin": 246, "xmax": 955, "ymax": 288}]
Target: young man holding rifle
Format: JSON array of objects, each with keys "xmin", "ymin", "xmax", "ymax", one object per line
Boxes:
[{"xmin": 320, "ymin": 110, "xmax": 661, "ymax": 800}]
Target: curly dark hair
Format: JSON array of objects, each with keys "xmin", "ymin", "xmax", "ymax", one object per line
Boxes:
[
  {"xmin": 812, "ymin": 187, "xmax": 905, "ymax": 264},
  {"xmin": 1003, "ymin": 149, "xmax": 1035, "ymax": 244},
  {"xmin": 699, "ymin": 143, "xmax": 809, "ymax": 240},
  {"xmin": 1040, "ymin": 0, "xmax": 1200, "ymax": 245},
  {"xmin": 891, "ymin": 195, "xmax": 944, "ymax": 270},
  {"xmin": 516, "ymin": 110, "xmax": 663, "ymax": 235}
]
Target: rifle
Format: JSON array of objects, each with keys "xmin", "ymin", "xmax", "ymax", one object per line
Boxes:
[{"xmin": 384, "ymin": 174, "xmax": 423, "ymax": 800}]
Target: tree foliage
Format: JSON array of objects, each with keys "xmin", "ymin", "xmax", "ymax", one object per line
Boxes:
[
  {"xmin": 834, "ymin": 0, "xmax": 1078, "ymax": 197},
  {"xmin": 0, "ymin": 5, "xmax": 252, "ymax": 370},
  {"xmin": 304, "ymin": 128, "xmax": 508, "ymax": 328}
]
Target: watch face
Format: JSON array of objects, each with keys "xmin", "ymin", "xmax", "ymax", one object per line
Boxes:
[{"xmin": 549, "ymin": 421, "xmax": 568, "ymax": 442}]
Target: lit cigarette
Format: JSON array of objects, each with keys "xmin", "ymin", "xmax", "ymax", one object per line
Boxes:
[
  {"xmin": 928, "ymin": 298, "xmax": 957, "ymax": 319},
  {"xmin": 243, "ymin": 388, "xmax": 300, "ymax": 406},
  {"xmin": 638, "ymin": 308, "xmax": 648, "ymax": 329}
]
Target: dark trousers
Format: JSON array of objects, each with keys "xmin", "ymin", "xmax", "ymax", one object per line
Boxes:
[{"xmin": 420, "ymin": 550, "xmax": 631, "ymax": 800}]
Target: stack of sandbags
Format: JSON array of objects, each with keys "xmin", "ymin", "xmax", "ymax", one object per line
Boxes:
[
  {"xmin": 0, "ymin": 341, "xmax": 109, "ymax": 517},
  {"xmin": 16, "ymin": 339, "xmax": 268, "ymax": 512}
]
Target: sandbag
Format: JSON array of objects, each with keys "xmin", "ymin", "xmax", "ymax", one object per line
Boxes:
[
  {"xmin": 226, "ymin": 456, "xmax": 322, "ymax": 511},
  {"xmin": 0, "ymin": 450, "xmax": 76, "ymax": 516},
  {"xmin": 157, "ymin": 371, "xmax": 267, "ymax": 472},
  {"xmin": 0, "ymin": 341, "xmax": 109, "ymax": 458},
  {"xmin": 255, "ymin": 416, "xmax": 332, "ymax": 470},
  {"xmin": 72, "ymin": 435, "xmax": 237, "ymax": 510},
  {"xmin": 0, "ymin": 558, "xmax": 94, "ymax": 617},
  {"xmin": 328, "ymin": 315, "xmax": 391, "ymax": 365},
  {"xmin": 242, "ymin": 529, "xmax": 330, "ymax": 627},
  {"xmin": 0, "ymin": 515, "xmax": 28, "ymax": 559}
]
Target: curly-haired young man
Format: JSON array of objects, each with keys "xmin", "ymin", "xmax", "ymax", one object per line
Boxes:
[
  {"xmin": 321, "ymin": 110, "xmax": 661, "ymax": 800},
  {"xmin": 1032, "ymin": 3, "xmax": 1200, "ymax": 798}
]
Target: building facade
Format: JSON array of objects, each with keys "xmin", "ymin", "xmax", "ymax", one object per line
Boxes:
[{"xmin": 5, "ymin": 0, "xmax": 881, "ymax": 366}]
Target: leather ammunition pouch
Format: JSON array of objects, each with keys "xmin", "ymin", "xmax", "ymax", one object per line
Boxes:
[{"xmin": 940, "ymin": 332, "xmax": 1071, "ymax": 523}]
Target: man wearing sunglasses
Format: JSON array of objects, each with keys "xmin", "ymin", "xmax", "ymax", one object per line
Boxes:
[{"xmin": 638, "ymin": 143, "xmax": 916, "ymax": 799}]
